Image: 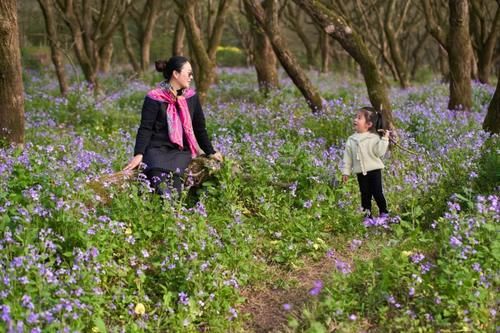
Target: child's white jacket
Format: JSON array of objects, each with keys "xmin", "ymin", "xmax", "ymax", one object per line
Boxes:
[{"xmin": 342, "ymin": 132, "xmax": 389, "ymax": 176}]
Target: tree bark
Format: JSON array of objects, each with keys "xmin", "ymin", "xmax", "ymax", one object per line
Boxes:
[
  {"xmin": 320, "ymin": 30, "xmax": 330, "ymax": 73},
  {"xmin": 421, "ymin": 0, "xmax": 448, "ymax": 49},
  {"xmin": 140, "ymin": 0, "xmax": 160, "ymax": 72},
  {"xmin": 384, "ymin": 0, "xmax": 410, "ymax": 89},
  {"xmin": 37, "ymin": 0, "xmax": 68, "ymax": 96},
  {"xmin": 470, "ymin": 2, "xmax": 500, "ymax": 84},
  {"xmin": 243, "ymin": 1, "xmax": 279, "ymax": 94},
  {"xmin": 294, "ymin": 0, "xmax": 392, "ymax": 123},
  {"xmin": 173, "ymin": 15, "xmax": 186, "ymax": 56},
  {"xmin": 284, "ymin": 3, "xmax": 316, "ymax": 68},
  {"xmin": 244, "ymin": 0, "xmax": 323, "ymax": 112},
  {"xmin": 438, "ymin": 44, "xmax": 450, "ymax": 81},
  {"xmin": 0, "ymin": 0, "xmax": 25, "ymax": 145},
  {"xmin": 121, "ymin": 22, "xmax": 141, "ymax": 73},
  {"xmin": 448, "ymin": 0, "xmax": 472, "ymax": 110},
  {"xmin": 54, "ymin": 0, "xmax": 131, "ymax": 89},
  {"xmin": 482, "ymin": 67, "xmax": 500, "ymax": 134},
  {"xmin": 98, "ymin": 43, "xmax": 113, "ymax": 73},
  {"xmin": 174, "ymin": 0, "xmax": 233, "ymax": 101}
]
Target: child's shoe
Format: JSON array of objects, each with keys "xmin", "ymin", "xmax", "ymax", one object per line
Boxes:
[{"xmin": 362, "ymin": 209, "xmax": 373, "ymax": 224}]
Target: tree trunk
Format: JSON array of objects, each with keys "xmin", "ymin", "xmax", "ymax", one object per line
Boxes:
[
  {"xmin": 121, "ymin": 23, "xmax": 141, "ymax": 73},
  {"xmin": 410, "ymin": 32, "xmax": 428, "ymax": 79},
  {"xmin": 482, "ymin": 68, "xmax": 499, "ymax": 134},
  {"xmin": 253, "ymin": 27, "xmax": 280, "ymax": 93},
  {"xmin": 173, "ymin": 16, "xmax": 186, "ymax": 56},
  {"xmin": 98, "ymin": 43, "xmax": 113, "ymax": 73},
  {"xmin": 421, "ymin": 0, "xmax": 448, "ymax": 49},
  {"xmin": 244, "ymin": 2, "xmax": 279, "ymax": 94},
  {"xmin": 295, "ymin": 0, "xmax": 392, "ymax": 123},
  {"xmin": 448, "ymin": 0, "xmax": 472, "ymax": 111},
  {"xmin": 140, "ymin": 0, "xmax": 160, "ymax": 71},
  {"xmin": 438, "ymin": 44, "xmax": 449, "ymax": 82},
  {"xmin": 177, "ymin": 0, "xmax": 217, "ymax": 100},
  {"xmin": 320, "ymin": 30, "xmax": 330, "ymax": 73},
  {"xmin": 475, "ymin": 5, "xmax": 500, "ymax": 84},
  {"xmin": 384, "ymin": 0, "xmax": 410, "ymax": 89},
  {"xmin": 0, "ymin": 0, "xmax": 25, "ymax": 145},
  {"xmin": 37, "ymin": 0, "xmax": 68, "ymax": 96},
  {"xmin": 470, "ymin": 44, "xmax": 478, "ymax": 81},
  {"xmin": 175, "ymin": 0, "xmax": 232, "ymax": 101},
  {"xmin": 54, "ymin": 0, "xmax": 131, "ymax": 90},
  {"xmin": 285, "ymin": 4, "xmax": 316, "ymax": 68},
  {"xmin": 244, "ymin": 0, "xmax": 323, "ymax": 112}
]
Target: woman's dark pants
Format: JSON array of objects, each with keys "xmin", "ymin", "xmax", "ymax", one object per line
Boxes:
[{"xmin": 145, "ymin": 169, "xmax": 183, "ymax": 197}]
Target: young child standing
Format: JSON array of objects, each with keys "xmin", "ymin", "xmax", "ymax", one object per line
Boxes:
[{"xmin": 342, "ymin": 107, "xmax": 390, "ymax": 218}]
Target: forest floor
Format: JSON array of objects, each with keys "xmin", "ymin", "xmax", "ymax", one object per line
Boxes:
[{"xmin": 239, "ymin": 236, "xmax": 382, "ymax": 332}]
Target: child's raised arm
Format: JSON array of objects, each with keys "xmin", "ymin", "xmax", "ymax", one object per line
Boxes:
[{"xmin": 374, "ymin": 132, "xmax": 390, "ymax": 157}]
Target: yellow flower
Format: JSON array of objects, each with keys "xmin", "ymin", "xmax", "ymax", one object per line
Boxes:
[
  {"xmin": 91, "ymin": 327, "xmax": 100, "ymax": 333},
  {"xmin": 401, "ymin": 251, "xmax": 412, "ymax": 257},
  {"xmin": 125, "ymin": 227, "xmax": 132, "ymax": 235},
  {"xmin": 134, "ymin": 303, "xmax": 146, "ymax": 315}
]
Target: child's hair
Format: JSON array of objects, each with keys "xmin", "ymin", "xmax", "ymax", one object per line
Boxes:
[{"xmin": 357, "ymin": 106, "xmax": 385, "ymax": 136}]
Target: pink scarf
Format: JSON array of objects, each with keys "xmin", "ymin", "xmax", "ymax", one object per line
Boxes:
[{"xmin": 147, "ymin": 86, "xmax": 200, "ymax": 157}]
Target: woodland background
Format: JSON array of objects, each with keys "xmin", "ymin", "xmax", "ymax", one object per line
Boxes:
[{"xmin": 0, "ymin": 1, "xmax": 498, "ymax": 332}]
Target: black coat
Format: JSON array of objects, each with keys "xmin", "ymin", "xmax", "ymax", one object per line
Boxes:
[
  {"xmin": 133, "ymin": 94, "xmax": 215, "ymax": 173},
  {"xmin": 134, "ymin": 94, "xmax": 215, "ymax": 156}
]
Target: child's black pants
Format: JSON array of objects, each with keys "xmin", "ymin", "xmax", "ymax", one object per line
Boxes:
[{"xmin": 356, "ymin": 169, "xmax": 388, "ymax": 215}]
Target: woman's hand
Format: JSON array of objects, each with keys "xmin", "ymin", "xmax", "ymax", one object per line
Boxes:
[
  {"xmin": 123, "ymin": 154, "xmax": 143, "ymax": 171},
  {"xmin": 209, "ymin": 152, "xmax": 223, "ymax": 162}
]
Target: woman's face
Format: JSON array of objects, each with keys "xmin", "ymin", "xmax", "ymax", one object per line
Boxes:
[{"xmin": 172, "ymin": 62, "xmax": 193, "ymax": 89}]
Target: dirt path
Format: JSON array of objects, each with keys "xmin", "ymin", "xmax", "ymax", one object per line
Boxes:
[
  {"xmin": 239, "ymin": 237, "xmax": 380, "ymax": 332},
  {"xmin": 240, "ymin": 256, "xmax": 336, "ymax": 332}
]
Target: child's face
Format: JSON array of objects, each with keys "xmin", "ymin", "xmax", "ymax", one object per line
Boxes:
[{"xmin": 354, "ymin": 112, "xmax": 372, "ymax": 133}]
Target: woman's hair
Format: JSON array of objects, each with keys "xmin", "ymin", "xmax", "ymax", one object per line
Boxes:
[
  {"xmin": 357, "ymin": 106, "xmax": 385, "ymax": 136},
  {"xmin": 155, "ymin": 56, "xmax": 189, "ymax": 81}
]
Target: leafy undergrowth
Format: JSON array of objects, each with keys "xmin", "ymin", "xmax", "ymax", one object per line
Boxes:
[{"xmin": 0, "ymin": 69, "xmax": 497, "ymax": 332}]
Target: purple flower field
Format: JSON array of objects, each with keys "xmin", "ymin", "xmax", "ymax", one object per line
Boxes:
[{"xmin": 0, "ymin": 68, "xmax": 498, "ymax": 332}]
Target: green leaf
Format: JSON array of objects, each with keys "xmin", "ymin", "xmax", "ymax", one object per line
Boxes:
[
  {"xmin": 93, "ymin": 317, "xmax": 107, "ymax": 333},
  {"xmin": 491, "ymin": 240, "xmax": 500, "ymax": 261}
]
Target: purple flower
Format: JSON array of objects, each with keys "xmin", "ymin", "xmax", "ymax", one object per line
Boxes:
[
  {"xmin": 471, "ymin": 262, "xmax": 481, "ymax": 272},
  {"xmin": 21, "ymin": 295, "xmax": 34, "ymax": 310},
  {"xmin": 349, "ymin": 239, "xmax": 362, "ymax": 251},
  {"xmin": 309, "ymin": 280, "xmax": 323, "ymax": 296},
  {"xmin": 449, "ymin": 236, "xmax": 462, "ymax": 248},
  {"xmin": 420, "ymin": 262, "xmax": 433, "ymax": 274},
  {"xmin": 193, "ymin": 201, "xmax": 207, "ymax": 217},
  {"xmin": 410, "ymin": 252, "xmax": 425, "ymax": 264},
  {"xmin": 335, "ymin": 259, "xmax": 352, "ymax": 275},
  {"xmin": 228, "ymin": 307, "xmax": 238, "ymax": 320},
  {"xmin": 1, "ymin": 305, "xmax": 11, "ymax": 322},
  {"xmin": 178, "ymin": 292, "xmax": 189, "ymax": 306},
  {"xmin": 283, "ymin": 303, "xmax": 292, "ymax": 311}
]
